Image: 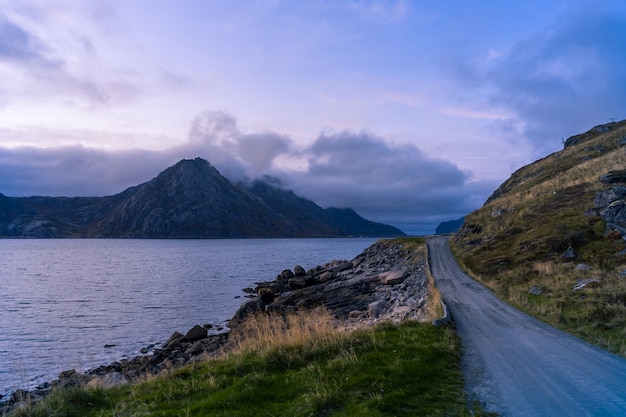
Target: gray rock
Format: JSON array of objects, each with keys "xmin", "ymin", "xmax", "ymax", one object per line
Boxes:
[
  {"xmin": 529, "ymin": 286, "xmax": 542, "ymax": 296},
  {"xmin": 379, "ymin": 268, "xmax": 409, "ymax": 285},
  {"xmin": 560, "ymin": 246, "xmax": 576, "ymax": 260},
  {"xmin": 278, "ymin": 269, "xmax": 294, "ymax": 280},
  {"xmin": 288, "ymin": 277, "xmax": 306, "ymax": 289},
  {"xmin": 319, "ymin": 271, "xmax": 333, "ymax": 282},
  {"xmin": 593, "ymin": 187, "xmax": 626, "ymax": 209},
  {"xmin": 599, "ymin": 200, "xmax": 626, "ymax": 223},
  {"xmin": 576, "ymin": 263, "xmax": 591, "ymax": 271},
  {"xmin": 163, "ymin": 331, "xmax": 186, "ymax": 349},
  {"xmin": 601, "ymin": 170, "xmax": 626, "ymax": 184},
  {"xmin": 293, "ymin": 265, "xmax": 306, "ymax": 276},
  {"xmin": 185, "ymin": 325, "xmax": 208, "ymax": 341},
  {"xmin": 368, "ymin": 300, "xmax": 385, "ymax": 317}
]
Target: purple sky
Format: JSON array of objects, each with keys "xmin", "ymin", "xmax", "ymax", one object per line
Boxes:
[{"xmin": 0, "ymin": 1, "xmax": 625, "ymax": 234}]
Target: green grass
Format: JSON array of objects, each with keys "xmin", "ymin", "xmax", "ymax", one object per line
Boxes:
[{"xmin": 11, "ymin": 321, "xmax": 495, "ymax": 417}]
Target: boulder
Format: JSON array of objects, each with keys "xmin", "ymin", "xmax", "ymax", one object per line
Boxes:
[
  {"xmin": 600, "ymin": 200, "xmax": 626, "ymax": 223},
  {"xmin": 319, "ymin": 271, "xmax": 333, "ymax": 282},
  {"xmin": 600, "ymin": 170, "xmax": 626, "ymax": 184},
  {"xmin": 185, "ymin": 325, "xmax": 208, "ymax": 341},
  {"xmin": 58, "ymin": 369, "xmax": 77, "ymax": 379},
  {"xmin": 293, "ymin": 265, "xmax": 306, "ymax": 276},
  {"xmin": 528, "ymin": 286, "xmax": 542, "ymax": 296},
  {"xmin": 379, "ymin": 268, "xmax": 409, "ymax": 285},
  {"xmin": 163, "ymin": 331, "xmax": 187, "ymax": 349},
  {"xmin": 258, "ymin": 287, "xmax": 275, "ymax": 303},
  {"xmin": 278, "ymin": 269, "xmax": 294, "ymax": 280},
  {"xmin": 368, "ymin": 300, "xmax": 385, "ymax": 317}
]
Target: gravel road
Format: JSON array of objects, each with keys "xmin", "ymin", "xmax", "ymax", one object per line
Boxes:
[{"xmin": 427, "ymin": 236, "xmax": 626, "ymax": 417}]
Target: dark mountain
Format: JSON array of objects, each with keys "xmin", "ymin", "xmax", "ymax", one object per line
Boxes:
[
  {"xmin": 435, "ymin": 216, "xmax": 464, "ymax": 234},
  {"xmin": 0, "ymin": 158, "xmax": 405, "ymax": 238},
  {"xmin": 244, "ymin": 177, "xmax": 340, "ymax": 237},
  {"xmin": 323, "ymin": 207, "xmax": 406, "ymax": 237}
]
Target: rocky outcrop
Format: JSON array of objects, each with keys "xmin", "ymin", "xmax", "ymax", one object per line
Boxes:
[
  {"xmin": 592, "ymin": 186, "xmax": 626, "ymax": 241},
  {"xmin": 230, "ymin": 240, "xmax": 432, "ymax": 328},
  {"xmin": 600, "ymin": 170, "xmax": 626, "ymax": 184}
]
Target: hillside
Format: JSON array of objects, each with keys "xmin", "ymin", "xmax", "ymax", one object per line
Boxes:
[
  {"xmin": 452, "ymin": 120, "xmax": 626, "ymax": 355},
  {"xmin": 0, "ymin": 158, "xmax": 405, "ymax": 238}
]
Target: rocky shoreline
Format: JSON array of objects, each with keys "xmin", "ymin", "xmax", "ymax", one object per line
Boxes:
[{"xmin": 1, "ymin": 239, "xmax": 433, "ymax": 415}]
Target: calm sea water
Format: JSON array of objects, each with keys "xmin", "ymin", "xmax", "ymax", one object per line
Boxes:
[{"xmin": 0, "ymin": 238, "xmax": 376, "ymax": 395}]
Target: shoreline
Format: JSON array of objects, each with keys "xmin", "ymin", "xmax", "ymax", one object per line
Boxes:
[{"xmin": 1, "ymin": 239, "xmax": 433, "ymax": 414}]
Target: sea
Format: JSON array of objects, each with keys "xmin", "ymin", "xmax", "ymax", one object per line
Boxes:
[{"xmin": 0, "ymin": 238, "xmax": 377, "ymax": 396}]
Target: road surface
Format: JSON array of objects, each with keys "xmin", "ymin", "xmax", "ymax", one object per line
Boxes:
[{"xmin": 427, "ymin": 236, "xmax": 626, "ymax": 417}]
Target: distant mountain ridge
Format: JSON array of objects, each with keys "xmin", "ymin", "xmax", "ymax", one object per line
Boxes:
[
  {"xmin": 0, "ymin": 158, "xmax": 405, "ymax": 238},
  {"xmin": 435, "ymin": 217, "xmax": 464, "ymax": 234}
]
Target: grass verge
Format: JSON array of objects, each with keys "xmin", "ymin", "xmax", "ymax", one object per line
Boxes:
[{"xmin": 11, "ymin": 312, "xmax": 495, "ymax": 417}]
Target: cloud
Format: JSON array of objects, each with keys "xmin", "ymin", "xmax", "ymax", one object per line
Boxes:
[
  {"xmin": 0, "ymin": 13, "xmax": 55, "ymax": 66},
  {"xmin": 271, "ymin": 129, "xmax": 490, "ymax": 233},
  {"xmin": 0, "ymin": 111, "xmax": 492, "ymax": 234},
  {"xmin": 0, "ymin": 145, "xmax": 181, "ymax": 197},
  {"xmin": 458, "ymin": 5, "xmax": 626, "ymax": 155},
  {"xmin": 0, "ymin": 6, "xmax": 189, "ymax": 109}
]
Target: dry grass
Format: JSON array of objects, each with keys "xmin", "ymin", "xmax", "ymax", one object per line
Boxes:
[
  {"xmin": 228, "ymin": 307, "xmax": 345, "ymax": 355},
  {"xmin": 426, "ymin": 267, "xmax": 445, "ymax": 322}
]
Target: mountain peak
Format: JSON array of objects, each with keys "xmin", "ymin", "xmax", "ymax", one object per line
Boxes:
[{"xmin": 0, "ymin": 157, "xmax": 405, "ymax": 238}]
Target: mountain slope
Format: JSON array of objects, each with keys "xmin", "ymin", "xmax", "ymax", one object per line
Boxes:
[
  {"xmin": 435, "ymin": 217, "xmax": 465, "ymax": 234},
  {"xmin": 0, "ymin": 158, "xmax": 405, "ymax": 238},
  {"xmin": 452, "ymin": 120, "xmax": 626, "ymax": 356},
  {"xmin": 245, "ymin": 178, "xmax": 405, "ymax": 237},
  {"xmin": 94, "ymin": 158, "xmax": 283, "ymax": 238},
  {"xmin": 323, "ymin": 207, "xmax": 406, "ymax": 237}
]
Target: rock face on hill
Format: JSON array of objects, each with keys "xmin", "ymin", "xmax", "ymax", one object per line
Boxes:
[{"xmin": 0, "ymin": 158, "xmax": 405, "ymax": 238}]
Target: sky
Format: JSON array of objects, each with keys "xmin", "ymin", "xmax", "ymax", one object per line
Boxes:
[{"xmin": 0, "ymin": 0, "xmax": 625, "ymax": 235}]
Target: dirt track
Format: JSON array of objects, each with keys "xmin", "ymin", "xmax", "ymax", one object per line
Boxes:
[{"xmin": 427, "ymin": 236, "xmax": 626, "ymax": 417}]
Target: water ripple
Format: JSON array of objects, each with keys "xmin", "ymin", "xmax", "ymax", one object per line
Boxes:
[{"xmin": 0, "ymin": 238, "xmax": 375, "ymax": 395}]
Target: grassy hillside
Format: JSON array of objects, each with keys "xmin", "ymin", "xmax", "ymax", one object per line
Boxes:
[{"xmin": 452, "ymin": 120, "xmax": 626, "ymax": 356}]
